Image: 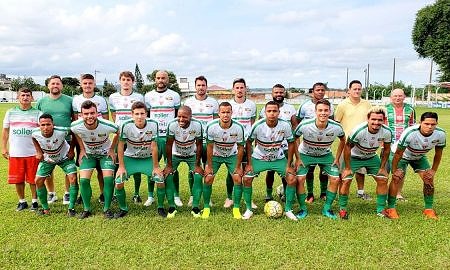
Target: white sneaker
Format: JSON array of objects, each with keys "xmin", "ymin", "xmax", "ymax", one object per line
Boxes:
[
  {"xmin": 174, "ymin": 196, "xmax": 183, "ymax": 207},
  {"xmin": 209, "ymin": 199, "xmax": 214, "ymax": 207},
  {"xmin": 47, "ymin": 193, "xmax": 58, "ymax": 204},
  {"xmin": 242, "ymin": 209, "xmax": 253, "ymax": 220},
  {"xmin": 62, "ymin": 193, "xmax": 70, "ymax": 205},
  {"xmin": 187, "ymin": 196, "xmax": 193, "ymax": 207},
  {"xmin": 144, "ymin": 197, "xmax": 155, "ymax": 207},
  {"xmin": 223, "ymin": 198, "xmax": 233, "ymax": 208},
  {"xmin": 285, "ymin": 210, "xmax": 298, "ymax": 221},
  {"xmin": 251, "ymin": 201, "xmax": 258, "ymax": 209}
]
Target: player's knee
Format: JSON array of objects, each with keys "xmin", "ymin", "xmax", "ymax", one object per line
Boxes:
[
  {"xmin": 296, "ymin": 176, "xmax": 306, "ymax": 184},
  {"xmin": 205, "ymin": 176, "xmax": 214, "ymax": 185},
  {"xmin": 36, "ymin": 177, "xmax": 45, "ymax": 187},
  {"xmin": 116, "ymin": 183, "xmax": 124, "ymax": 189},
  {"xmin": 243, "ymin": 177, "xmax": 253, "ymax": 186}
]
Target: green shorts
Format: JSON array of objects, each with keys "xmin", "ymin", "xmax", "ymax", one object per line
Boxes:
[
  {"xmin": 157, "ymin": 137, "xmax": 167, "ymax": 161},
  {"xmin": 245, "ymin": 157, "xmax": 287, "ymax": 178},
  {"xmin": 36, "ymin": 159, "xmax": 77, "ymax": 177},
  {"xmin": 173, "ymin": 155, "xmax": 197, "ymax": 172},
  {"xmin": 343, "ymin": 156, "xmax": 382, "ymax": 180},
  {"xmin": 211, "ymin": 155, "xmax": 237, "ymax": 175},
  {"xmin": 397, "ymin": 156, "xmax": 430, "ymax": 173},
  {"xmin": 79, "ymin": 154, "xmax": 115, "ymax": 172},
  {"xmin": 297, "ymin": 153, "xmax": 339, "ymax": 178},
  {"xmin": 116, "ymin": 156, "xmax": 163, "ymax": 184}
]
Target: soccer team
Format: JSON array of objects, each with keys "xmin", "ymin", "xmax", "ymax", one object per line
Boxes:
[{"xmin": 1, "ymin": 71, "xmax": 446, "ymax": 221}]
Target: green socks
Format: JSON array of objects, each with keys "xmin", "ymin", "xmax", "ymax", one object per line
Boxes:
[
  {"xmin": 266, "ymin": 188, "xmax": 273, "ymax": 199},
  {"xmin": 233, "ymin": 184, "xmax": 243, "ymax": 208},
  {"xmin": 68, "ymin": 184, "xmax": 79, "ymax": 210},
  {"xmin": 165, "ymin": 176, "xmax": 176, "ymax": 208},
  {"xmin": 297, "ymin": 193, "xmax": 307, "ymax": 211},
  {"xmin": 243, "ymin": 186, "xmax": 253, "ymax": 210},
  {"xmin": 103, "ymin": 176, "xmax": 114, "ymax": 212},
  {"xmin": 192, "ymin": 173, "xmax": 203, "ymax": 208},
  {"xmin": 37, "ymin": 186, "xmax": 49, "ymax": 210},
  {"xmin": 323, "ymin": 190, "xmax": 337, "ymax": 212},
  {"xmin": 424, "ymin": 195, "xmax": 434, "ymax": 209},
  {"xmin": 306, "ymin": 178, "xmax": 314, "ymax": 194},
  {"xmin": 80, "ymin": 178, "xmax": 92, "ymax": 211},
  {"xmin": 203, "ymin": 184, "xmax": 212, "ymax": 208},
  {"xmin": 133, "ymin": 173, "xmax": 141, "ymax": 196},
  {"xmin": 338, "ymin": 194, "xmax": 348, "ymax": 211},
  {"xmin": 387, "ymin": 195, "xmax": 397, "ymax": 209},
  {"xmin": 285, "ymin": 185, "xmax": 296, "ymax": 211},
  {"xmin": 157, "ymin": 186, "xmax": 166, "ymax": 208},
  {"xmin": 376, "ymin": 194, "xmax": 387, "ymax": 213},
  {"xmin": 115, "ymin": 187, "xmax": 128, "ymax": 211},
  {"xmin": 148, "ymin": 180, "xmax": 155, "ymax": 198}
]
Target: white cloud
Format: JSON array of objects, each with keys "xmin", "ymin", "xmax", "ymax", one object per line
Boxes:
[
  {"xmin": 145, "ymin": 33, "xmax": 188, "ymax": 56},
  {"xmin": 266, "ymin": 10, "xmax": 317, "ymax": 24}
]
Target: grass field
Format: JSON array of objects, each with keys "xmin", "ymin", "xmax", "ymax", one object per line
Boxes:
[{"xmin": 0, "ymin": 103, "xmax": 449, "ymax": 269}]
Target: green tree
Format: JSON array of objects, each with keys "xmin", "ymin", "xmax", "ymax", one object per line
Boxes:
[
  {"xmin": 135, "ymin": 63, "xmax": 144, "ymax": 94},
  {"xmin": 10, "ymin": 77, "xmax": 41, "ymax": 92},
  {"xmin": 146, "ymin": 70, "xmax": 181, "ymax": 95},
  {"xmin": 102, "ymin": 79, "xmax": 118, "ymax": 97},
  {"xmin": 412, "ymin": 0, "xmax": 450, "ymax": 82}
]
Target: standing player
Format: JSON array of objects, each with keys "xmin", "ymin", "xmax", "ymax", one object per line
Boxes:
[
  {"xmin": 109, "ymin": 71, "xmax": 146, "ymax": 204},
  {"xmin": 71, "ymin": 101, "xmax": 118, "ymax": 219},
  {"xmin": 385, "ymin": 112, "xmax": 445, "ymax": 220},
  {"xmin": 2, "ymin": 87, "xmax": 40, "ymax": 211},
  {"xmin": 384, "ymin": 88, "xmax": 415, "ymax": 200},
  {"xmin": 296, "ymin": 82, "xmax": 334, "ymax": 202},
  {"xmin": 294, "ymin": 99, "xmax": 345, "ymax": 220},
  {"xmin": 259, "ymin": 84, "xmax": 296, "ymax": 202},
  {"xmin": 32, "ymin": 114, "xmax": 78, "ymax": 216},
  {"xmin": 340, "ymin": 107, "xmax": 392, "ymax": 219},
  {"xmin": 145, "ymin": 70, "xmax": 181, "ymax": 205},
  {"xmin": 335, "ymin": 80, "xmax": 372, "ymax": 200},
  {"xmin": 182, "ymin": 75, "xmax": 218, "ymax": 207},
  {"xmin": 243, "ymin": 101, "xmax": 296, "ymax": 220},
  {"xmin": 37, "ymin": 75, "xmax": 75, "ymax": 205},
  {"xmin": 203, "ymin": 102, "xmax": 245, "ymax": 219},
  {"xmin": 164, "ymin": 106, "xmax": 204, "ymax": 217},
  {"xmin": 116, "ymin": 101, "xmax": 171, "ymax": 218}
]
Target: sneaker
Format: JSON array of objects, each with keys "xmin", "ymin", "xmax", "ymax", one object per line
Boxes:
[
  {"xmin": 296, "ymin": 209, "xmax": 308, "ymax": 219},
  {"xmin": 37, "ymin": 209, "xmax": 50, "ymax": 216},
  {"xmin": 104, "ymin": 209, "xmax": 114, "ymax": 219},
  {"xmin": 223, "ymin": 198, "xmax": 234, "ymax": 208},
  {"xmin": 30, "ymin": 202, "xmax": 38, "ymax": 211},
  {"xmin": 285, "ymin": 210, "xmax": 298, "ymax": 221},
  {"xmin": 339, "ymin": 209, "xmax": 349, "ymax": 219},
  {"xmin": 251, "ymin": 201, "xmax": 258, "ymax": 209},
  {"xmin": 79, "ymin": 210, "xmax": 92, "ymax": 219},
  {"xmin": 157, "ymin": 208, "xmax": 167, "ymax": 218},
  {"xmin": 322, "ymin": 209, "xmax": 337, "ymax": 220},
  {"xmin": 423, "ymin": 209, "xmax": 438, "ymax": 220},
  {"xmin": 305, "ymin": 194, "xmax": 314, "ymax": 204},
  {"xmin": 47, "ymin": 193, "xmax": 58, "ymax": 204},
  {"xmin": 377, "ymin": 210, "xmax": 387, "ymax": 218},
  {"xmin": 98, "ymin": 194, "xmax": 105, "ymax": 204},
  {"xmin": 280, "ymin": 195, "xmax": 286, "ymax": 202},
  {"xmin": 396, "ymin": 195, "xmax": 407, "ymax": 202},
  {"xmin": 67, "ymin": 209, "xmax": 76, "ymax": 217},
  {"xmin": 320, "ymin": 193, "xmax": 327, "ymax": 201},
  {"xmin": 357, "ymin": 192, "xmax": 372, "ymax": 201},
  {"xmin": 133, "ymin": 195, "xmax": 142, "ymax": 204},
  {"xmin": 232, "ymin": 208, "xmax": 242, "ymax": 219},
  {"xmin": 384, "ymin": 208, "xmax": 399, "ymax": 219},
  {"xmin": 201, "ymin": 208, "xmax": 210, "ymax": 219},
  {"xmin": 16, "ymin": 202, "xmax": 28, "ymax": 211},
  {"xmin": 76, "ymin": 196, "xmax": 83, "ymax": 205},
  {"xmin": 191, "ymin": 207, "xmax": 201, "ymax": 218},
  {"xmin": 63, "ymin": 193, "xmax": 70, "ymax": 205},
  {"xmin": 209, "ymin": 199, "xmax": 214, "ymax": 207},
  {"xmin": 174, "ymin": 196, "xmax": 183, "ymax": 207},
  {"xmin": 264, "ymin": 196, "xmax": 274, "ymax": 203},
  {"xmin": 187, "ymin": 196, "xmax": 193, "ymax": 207},
  {"xmin": 242, "ymin": 209, "xmax": 253, "ymax": 220},
  {"xmin": 114, "ymin": 209, "xmax": 128, "ymax": 219},
  {"xmin": 144, "ymin": 197, "xmax": 155, "ymax": 207},
  {"xmin": 167, "ymin": 207, "xmax": 177, "ymax": 218}
]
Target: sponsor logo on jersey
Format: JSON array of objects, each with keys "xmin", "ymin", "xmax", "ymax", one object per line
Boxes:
[
  {"xmin": 12, "ymin": 128, "xmax": 32, "ymax": 136},
  {"xmin": 166, "ymin": 97, "xmax": 173, "ymax": 101},
  {"xmin": 98, "ymin": 133, "xmax": 107, "ymax": 137},
  {"xmin": 326, "ymin": 132, "xmax": 334, "ymax": 136}
]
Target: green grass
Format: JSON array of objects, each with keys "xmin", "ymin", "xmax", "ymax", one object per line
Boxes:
[{"xmin": 0, "ymin": 103, "xmax": 449, "ymax": 269}]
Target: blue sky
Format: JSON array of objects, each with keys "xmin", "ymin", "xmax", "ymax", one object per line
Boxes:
[{"xmin": 0, "ymin": 0, "xmax": 436, "ymax": 89}]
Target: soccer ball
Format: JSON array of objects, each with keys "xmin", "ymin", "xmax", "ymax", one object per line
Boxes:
[
  {"xmin": 264, "ymin": 200, "xmax": 283, "ymax": 218},
  {"xmin": 276, "ymin": 184, "xmax": 284, "ymax": 197}
]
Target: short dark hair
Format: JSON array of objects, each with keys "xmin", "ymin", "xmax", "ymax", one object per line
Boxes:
[
  {"xmin": 219, "ymin": 101, "xmax": 232, "ymax": 109},
  {"xmin": 349, "ymin": 80, "xmax": 362, "ymax": 89},
  {"xmin": 81, "ymin": 100, "xmax": 97, "ymax": 111},
  {"xmin": 81, "ymin": 74, "xmax": 95, "ymax": 80},
  {"xmin": 131, "ymin": 101, "xmax": 147, "ymax": 112},
  {"xmin": 232, "ymin": 78, "xmax": 246, "ymax": 88},
  {"xmin": 420, "ymin": 112, "xmax": 438, "ymax": 122},
  {"xmin": 312, "ymin": 82, "xmax": 327, "ymax": 90},
  {"xmin": 265, "ymin": 100, "xmax": 280, "ymax": 109},
  {"xmin": 195, "ymin": 76, "xmax": 207, "ymax": 85},
  {"xmin": 272, "ymin": 84, "xmax": 285, "ymax": 89},
  {"xmin": 119, "ymin": 71, "xmax": 135, "ymax": 82},
  {"xmin": 315, "ymin": 99, "xmax": 331, "ymax": 109},
  {"xmin": 39, "ymin": 113, "xmax": 53, "ymax": 122},
  {"xmin": 18, "ymin": 87, "xmax": 32, "ymax": 94},
  {"xmin": 178, "ymin": 105, "xmax": 192, "ymax": 115},
  {"xmin": 47, "ymin": 75, "xmax": 62, "ymax": 85}
]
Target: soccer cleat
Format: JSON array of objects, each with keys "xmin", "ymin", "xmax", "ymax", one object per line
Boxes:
[
  {"xmin": 47, "ymin": 193, "xmax": 58, "ymax": 204},
  {"xmin": 251, "ymin": 201, "xmax": 258, "ymax": 209},
  {"xmin": 114, "ymin": 209, "xmax": 128, "ymax": 219},
  {"xmin": 423, "ymin": 209, "xmax": 438, "ymax": 220},
  {"xmin": 201, "ymin": 208, "xmax": 211, "ymax": 219},
  {"xmin": 174, "ymin": 196, "xmax": 183, "ymax": 207},
  {"xmin": 143, "ymin": 197, "xmax": 155, "ymax": 207},
  {"xmin": 285, "ymin": 210, "xmax": 298, "ymax": 221},
  {"xmin": 376, "ymin": 211, "xmax": 387, "ymax": 218},
  {"xmin": 104, "ymin": 209, "xmax": 114, "ymax": 219},
  {"xmin": 357, "ymin": 192, "xmax": 372, "ymax": 201},
  {"xmin": 133, "ymin": 195, "xmax": 142, "ymax": 204},
  {"xmin": 296, "ymin": 209, "xmax": 308, "ymax": 219},
  {"xmin": 320, "ymin": 193, "xmax": 327, "ymax": 201},
  {"xmin": 223, "ymin": 198, "xmax": 234, "ymax": 208},
  {"xmin": 209, "ymin": 199, "xmax": 214, "ymax": 207},
  {"xmin": 242, "ymin": 209, "xmax": 253, "ymax": 220},
  {"xmin": 167, "ymin": 207, "xmax": 177, "ymax": 219},
  {"xmin": 63, "ymin": 193, "xmax": 70, "ymax": 205},
  {"xmin": 264, "ymin": 196, "xmax": 274, "ymax": 203},
  {"xmin": 30, "ymin": 202, "xmax": 39, "ymax": 211},
  {"xmin": 191, "ymin": 207, "xmax": 201, "ymax": 218},
  {"xmin": 76, "ymin": 196, "xmax": 83, "ymax": 205},
  {"xmin": 37, "ymin": 209, "xmax": 50, "ymax": 216},
  {"xmin": 339, "ymin": 209, "xmax": 349, "ymax": 220},
  {"xmin": 305, "ymin": 194, "xmax": 314, "ymax": 204},
  {"xmin": 187, "ymin": 196, "xmax": 193, "ymax": 207},
  {"xmin": 396, "ymin": 195, "xmax": 407, "ymax": 202},
  {"xmin": 67, "ymin": 209, "xmax": 76, "ymax": 217},
  {"xmin": 322, "ymin": 209, "xmax": 337, "ymax": 220},
  {"xmin": 98, "ymin": 194, "xmax": 105, "ymax": 204},
  {"xmin": 157, "ymin": 208, "xmax": 167, "ymax": 218},
  {"xmin": 384, "ymin": 208, "xmax": 399, "ymax": 219},
  {"xmin": 79, "ymin": 210, "xmax": 92, "ymax": 219},
  {"xmin": 232, "ymin": 208, "xmax": 242, "ymax": 219},
  {"xmin": 280, "ymin": 195, "xmax": 286, "ymax": 202},
  {"xmin": 16, "ymin": 202, "xmax": 28, "ymax": 211}
]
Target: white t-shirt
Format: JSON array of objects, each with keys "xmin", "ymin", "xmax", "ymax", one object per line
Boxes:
[
  {"xmin": 32, "ymin": 127, "xmax": 70, "ymax": 163},
  {"xmin": 71, "ymin": 118, "xmax": 119, "ymax": 156},
  {"xmin": 73, "ymin": 94, "xmax": 109, "ymax": 119},
  {"xmin": 183, "ymin": 96, "xmax": 219, "ymax": 128},
  {"xmin": 120, "ymin": 118, "xmax": 158, "ymax": 158},
  {"xmin": 144, "ymin": 89, "xmax": 181, "ymax": 137},
  {"xmin": 109, "ymin": 92, "xmax": 144, "ymax": 126},
  {"xmin": 397, "ymin": 124, "xmax": 446, "ymax": 160},
  {"xmin": 259, "ymin": 102, "xmax": 296, "ymax": 151},
  {"xmin": 167, "ymin": 118, "xmax": 203, "ymax": 157},
  {"xmin": 205, "ymin": 119, "xmax": 245, "ymax": 157},
  {"xmin": 347, "ymin": 122, "xmax": 393, "ymax": 159},
  {"xmin": 297, "ymin": 99, "xmax": 334, "ymax": 120},
  {"xmin": 229, "ymin": 99, "xmax": 256, "ymax": 138}
]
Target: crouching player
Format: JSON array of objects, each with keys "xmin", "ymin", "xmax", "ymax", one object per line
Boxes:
[
  {"xmin": 243, "ymin": 101, "xmax": 296, "ymax": 220},
  {"xmin": 385, "ymin": 112, "xmax": 445, "ymax": 219},
  {"xmin": 293, "ymin": 99, "xmax": 345, "ymax": 220},
  {"xmin": 71, "ymin": 100, "xmax": 118, "ymax": 219},
  {"xmin": 165, "ymin": 106, "xmax": 204, "ymax": 217},
  {"xmin": 202, "ymin": 102, "xmax": 245, "ymax": 219},
  {"xmin": 116, "ymin": 101, "xmax": 171, "ymax": 218},
  {"xmin": 32, "ymin": 114, "xmax": 77, "ymax": 216},
  {"xmin": 340, "ymin": 107, "xmax": 393, "ymax": 219}
]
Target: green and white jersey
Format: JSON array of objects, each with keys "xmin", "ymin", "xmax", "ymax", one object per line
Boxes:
[
  {"xmin": 36, "ymin": 94, "xmax": 73, "ymax": 128},
  {"xmin": 229, "ymin": 98, "xmax": 257, "ymax": 138},
  {"xmin": 120, "ymin": 118, "xmax": 158, "ymax": 158},
  {"xmin": 183, "ymin": 96, "xmax": 219, "ymax": 128},
  {"xmin": 73, "ymin": 94, "xmax": 109, "ymax": 119},
  {"xmin": 3, "ymin": 106, "xmax": 41, "ymax": 157},
  {"xmin": 248, "ymin": 118, "xmax": 294, "ymax": 161},
  {"xmin": 71, "ymin": 118, "xmax": 118, "ymax": 156},
  {"xmin": 259, "ymin": 102, "xmax": 296, "ymax": 151},
  {"xmin": 348, "ymin": 122, "xmax": 393, "ymax": 159},
  {"xmin": 109, "ymin": 92, "xmax": 144, "ymax": 126},
  {"xmin": 294, "ymin": 119, "xmax": 344, "ymax": 156},
  {"xmin": 32, "ymin": 127, "xmax": 70, "ymax": 163},
  {"xmin": 145, "ymin": 89, "xmax": 181, "ymax": 137},
  {"xmin": 297, "ymin": 99, "xmax": 334, "ymax": 120},
  {"xmin": 397, "ymin": 124, "xmax": 446, "ymax": 160},
  {"xmin": 206, "ymin": 119, "xmax": 245, "ymax": 157},
  {"xmin": 167, "ymin": 118, "xmax": 203, "ymax": 157}
]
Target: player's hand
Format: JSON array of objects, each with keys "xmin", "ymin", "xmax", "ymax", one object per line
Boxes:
[
  {"xmin": 78, "ymin": 150, "xmax": 87, "ymax": 165},
  {"xmin": 67, "ymin": 149, "xmax": 75, "ymax": 160},
  {"xmin": 153, "ymin": 167, "xmax": 163, "ymax": 177},
  {"xmin": 234, "ymin": 167, "xmax": 244, "ymax": 177},
  {"xmin": 332, "ymin": 159, "xmax": 340, "ymax": 168},
  {"xmin": 35, "ymin": 152, "xmax": 43, "ymax": 162},
  {"xmin": 108, "ymin": 149, "xmax": 116, "ymax": 163},
  {"xmin": 244, "ymin": 164, "xmax": 253, "ymax": 175},
  {"xmin": 2, "ymin": 150, "xmax": 9, "ymax": 159},
  {"xmin": 341, "ymin": 168, "xmax": 352, "ymax": 179},
  {"xmin": 163, "ymin": 165, "xmax": 173, "ymax": 176},
  {"xmin": 194, "ymin": 165, "xmax": 204, "ymax": 176},
  {"xmin": 116, "ymin": 166, "xmax": 127, "ymax": 180},
  {"xmin": 204, "ymin": 165, "xmax": 213, "ymax": 176},
  {"xmin": 423, "ymin": 169, "xmax": 435, "ymax": 183},
  {"xmin": 295, "ymin": 159, "xmax": 303, "ymax": 171},
  {"xmin": 377, "ymin": 168, "xmax": 388, "ymax": 178},
  {"xmin": 392, "ymin": 169, "xmax": 405, "ymax": 181}
]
